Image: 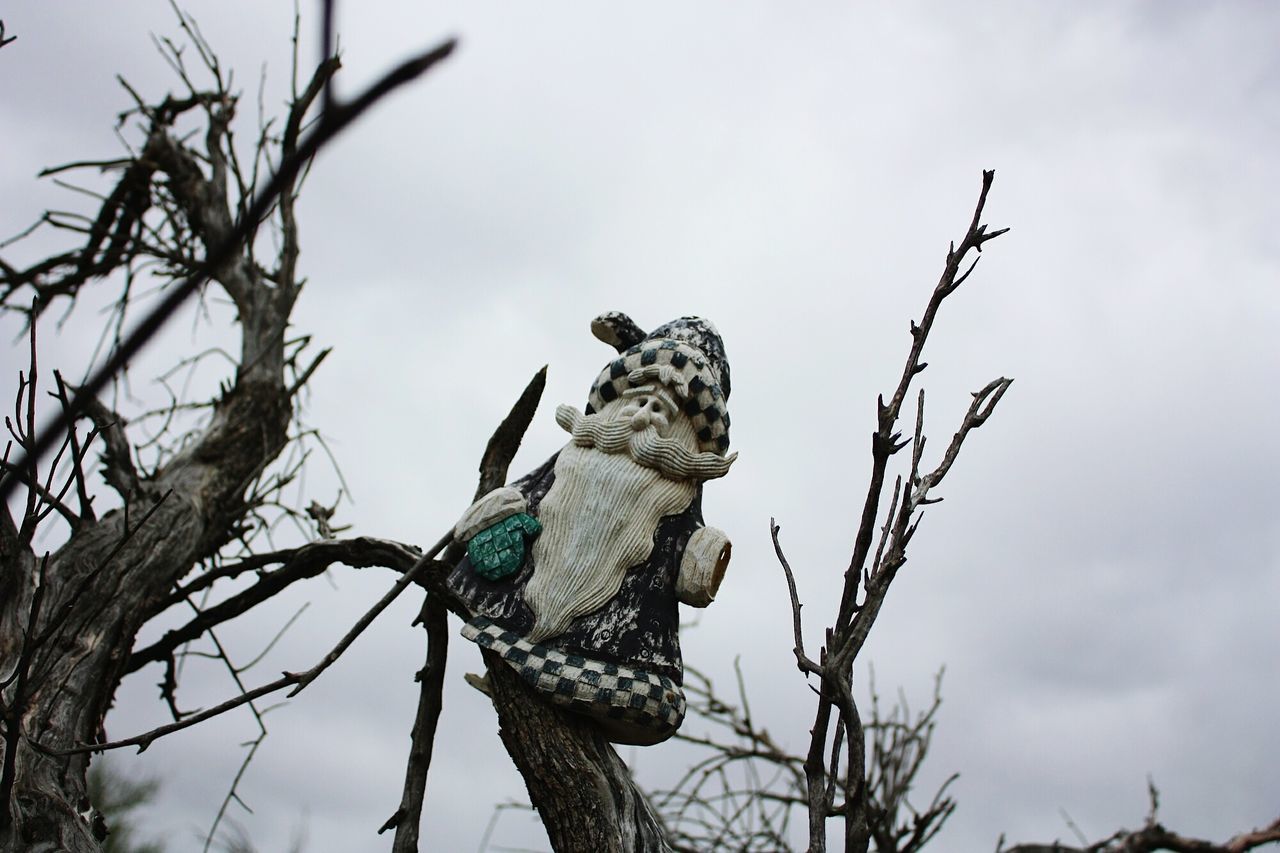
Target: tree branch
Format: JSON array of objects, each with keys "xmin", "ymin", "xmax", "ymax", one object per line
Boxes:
[
  {"xmin": 770, "ymin": 519, "xmax": 821, "ymax": 676},
  {"xmin": 46, "ymin": 533, "xmax": 453, "ymax": 757},
  {"xmin": 775, "ymin": 171, "xmax": 1010, "ymax": 852},
  {"xmin": 51, "ymin": 373, "xmax": 96, "ymax": 524},
  {"xmin": 0, "ymin": 36, "xmax": 458, "ymax": 506},
  {"xmin": 475, "ymin": 365, "xmax": 547, "ymax": 498},
  {"xmin": 1001, "ymin": 815, "xmax": 1280, "ymax": 853},
  {"xmin": 1001, "ymin": 782, "xmax": 1280, "ymax": 852},
  {"xmin": 382, "ymin": 594, "xmax": 448, "ymax": 851},
  {"xmin": 79, "ymin": 395, "xmax": 140, "ymax": 501},
  {"xmin": 382, "ymin": 366, "xmax": 546, "ymax": 847},
  {"xmin": 125, "ymin": 537, "xmax": 444, "ymax": 675}
]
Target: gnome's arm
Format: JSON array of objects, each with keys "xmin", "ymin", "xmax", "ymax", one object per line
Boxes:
[
  {"xmin": 676, "ymin": 526, "xmax": 731, "ymax": 607},
  {"xmin": 454, "ymin": 487, "xmax": 527, "ymax": 543}
]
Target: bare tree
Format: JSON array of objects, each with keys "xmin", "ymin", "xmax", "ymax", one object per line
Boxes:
[
  {"xmin": 0, "ymin": 8, "xmax": 460, "ymax": 851},
  {"xmin": 1, "ymin": 10, "xmax": 1276, "ymax": 853}
]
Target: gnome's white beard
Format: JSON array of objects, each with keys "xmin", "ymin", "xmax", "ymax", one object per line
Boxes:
[{"xmin": 524, "ymin": 437, "xmax": 697, "ymax": 643}]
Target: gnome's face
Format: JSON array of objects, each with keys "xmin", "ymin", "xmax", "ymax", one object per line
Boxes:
[
  {"xmin": 521, "ymin": 389, "xmax": 706, "ymax": 642},
  {"xmin": 617, "ymin": 386, "xmax": 679, "ymax": 436}
]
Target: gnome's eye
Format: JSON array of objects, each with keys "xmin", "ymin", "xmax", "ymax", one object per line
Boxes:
[
  {"xmin": 636, "ymin": 396, "xmax": 665, "ymax": 416},
  {"xmin": 652, "ymin": 390, "xmax": 680, "ymax": 419},
  {"xmin": 644, "ymin": 395, "xmax": 677, "ymax": 424}
]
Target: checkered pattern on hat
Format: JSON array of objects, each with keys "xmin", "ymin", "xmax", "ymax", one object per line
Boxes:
[
  {"xmin": 585, "ymin": 338, "xmax": 731, "ymax": 454},
  {"xmin": 461, "ymin": 616, "xmax": 686, "ymax": 736}
]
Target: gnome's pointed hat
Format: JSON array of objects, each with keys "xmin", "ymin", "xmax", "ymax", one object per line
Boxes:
[{"xmin": 585, "ymin": 312, "xmax": 731, "ymax": 455}]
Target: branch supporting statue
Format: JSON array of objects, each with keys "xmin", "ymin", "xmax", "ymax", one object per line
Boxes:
[{"xmin": 448, "ymin": 312, "xmax": 737, "ymax": 744}]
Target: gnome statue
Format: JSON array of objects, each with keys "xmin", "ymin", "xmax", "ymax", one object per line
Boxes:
[{"xmin": 447, "ymin": 312, "xmax": 736, "ymax": 745}]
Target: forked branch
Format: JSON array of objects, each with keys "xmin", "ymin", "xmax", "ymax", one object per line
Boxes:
[{"xmin": 776, "ymin": 171, "xmax": 1011, "ymax": 853}]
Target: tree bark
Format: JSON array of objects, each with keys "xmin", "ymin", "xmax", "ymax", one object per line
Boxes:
[
  {"xmin": 486, "ymin": 651, "xmax": 671, "ymax": 853},
  {"xmin": 0, "ymin": 75, "xmax": 295, "ymax": 851},
  {"xmin": 1, "ymin": 374, "xmax": 291, "ymax": 851}
]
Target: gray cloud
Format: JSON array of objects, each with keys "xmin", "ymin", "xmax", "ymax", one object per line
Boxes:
[{"xmin": 3, "ymin": 1, "xmax": 1278, "ymax": 850}]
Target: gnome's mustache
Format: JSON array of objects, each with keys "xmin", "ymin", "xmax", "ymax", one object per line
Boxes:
[{"xmin": 555, "ymin": 405, "xmax": 736, "ymax": 481}]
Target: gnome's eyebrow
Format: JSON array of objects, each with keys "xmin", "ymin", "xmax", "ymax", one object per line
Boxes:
[
  {"xmin": 623, "ymin": 384, "xmax": 679, "ymax": 414},
  {"xmin": 627, "ymin": 364, "xmax": 690, "ymax": 399}
]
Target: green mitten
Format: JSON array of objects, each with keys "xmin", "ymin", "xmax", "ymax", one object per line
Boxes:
[{"xmin": 467, "ymin": 512, "xmax": 542, "ymax": 581}]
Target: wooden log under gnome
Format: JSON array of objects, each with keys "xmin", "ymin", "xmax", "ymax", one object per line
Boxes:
[{"xmin": 447, "ymin": 313, "xmax": 737, "ymax": 745}]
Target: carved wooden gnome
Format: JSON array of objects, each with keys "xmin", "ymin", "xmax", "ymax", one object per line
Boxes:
[{"xmin": 447, "ymin": 313, "xmax": 736, "ymax": 745}]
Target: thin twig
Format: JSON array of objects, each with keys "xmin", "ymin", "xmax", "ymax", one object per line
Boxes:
[
  {"xmin": 770, "ymin": 518, "xmax": 820, "ymax": 676},
  {"xmin": 52, "ymin": 371, "xmax": 96, "ymax": 523}
]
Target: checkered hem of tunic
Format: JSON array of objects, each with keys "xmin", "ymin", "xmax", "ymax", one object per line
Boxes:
[
  {"xmin": 461, "ymin": 616, "xmax": 686, "ymax": 738},
  {"xmin": 585, "ymin": 338, "xmax": 730, "ymax": 454}
]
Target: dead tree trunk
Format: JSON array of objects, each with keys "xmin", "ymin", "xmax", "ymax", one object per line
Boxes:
[
  {"xmin": 1, "ymin": 380, "xmax": 291, "ymax": 852},
  {"xmin": 0, "ymin": 27, "xmax": 320, "ymax": 848}
]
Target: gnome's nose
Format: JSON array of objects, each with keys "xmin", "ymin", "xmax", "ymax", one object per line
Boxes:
[{"xmin": 630, "ymin": 410, "xmax": 651, "ymax": 431}]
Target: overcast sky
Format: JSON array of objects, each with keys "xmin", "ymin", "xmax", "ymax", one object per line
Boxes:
[{"xmin": 3, "ymin": 1, "xmax": 1278, "ymax": 851}]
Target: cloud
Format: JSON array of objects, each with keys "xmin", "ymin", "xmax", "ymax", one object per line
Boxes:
[{"xmin": 3, "ymin": 2, "xmax": 1278, "ymax": 851}]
